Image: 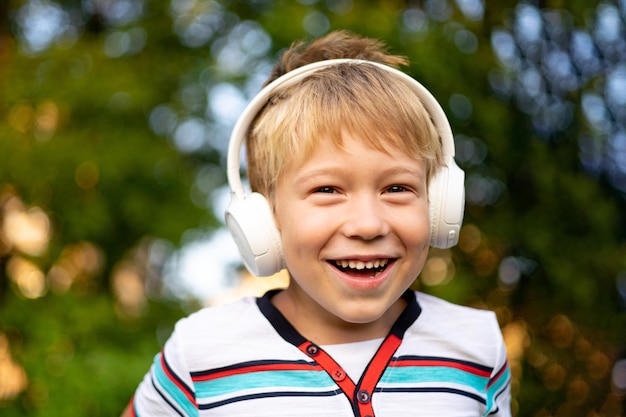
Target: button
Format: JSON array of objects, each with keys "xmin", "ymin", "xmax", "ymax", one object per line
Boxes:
[
  {"xmin": 447, "ymin": 230, "xmax": 457, "ymax": 246},
  {"xmin": 306, "ymin": 344, "xmax": 319, "ymax": 356},
  {"xmin": 357, "ymin": 390, "xmax": 370, "ymax": 404},
  {"xmin": 331, "ymin": 370, "xmax": 345, "ymax": 381}
]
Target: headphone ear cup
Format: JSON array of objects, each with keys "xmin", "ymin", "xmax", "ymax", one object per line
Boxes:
[
  {"xmin": 429, "ymin": 156, "xmax": 465, "ymax": 248},
  {"xmin": 225, "ymin": 192, "xmax": 285, "ymax": 277}
]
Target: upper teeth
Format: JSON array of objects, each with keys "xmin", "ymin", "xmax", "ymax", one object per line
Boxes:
[{"xmin": 336, "ymin": 259, "xmax": 388, "ymax": 270}]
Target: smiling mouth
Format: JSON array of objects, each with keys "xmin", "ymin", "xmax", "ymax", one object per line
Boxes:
[{"xmin": 332, "ymin": 259, "xmax": 390, "ymax": 276}]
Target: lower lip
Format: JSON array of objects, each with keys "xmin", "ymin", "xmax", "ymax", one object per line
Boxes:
[{"xmin": 331, "ymin": 262, "xmax": 394, "ymax": 291}]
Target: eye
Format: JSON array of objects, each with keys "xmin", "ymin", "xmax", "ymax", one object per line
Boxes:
[
  {"xmin": 314, "ymin": 186, "xmax": 337, "ymax": 194},
  {"xmin": 386, "ymin": 185, "xmax": 408, "ymax": 193}
]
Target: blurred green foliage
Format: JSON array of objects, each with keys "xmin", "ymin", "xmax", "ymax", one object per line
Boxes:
[{"xmin": 0, "ymin": 1, "xmax": 624, "ymax": 416}]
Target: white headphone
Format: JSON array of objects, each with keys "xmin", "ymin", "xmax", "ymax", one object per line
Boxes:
[{"xmin": 225, "ymin": 59, "xmax": 465, "ymax": 277}]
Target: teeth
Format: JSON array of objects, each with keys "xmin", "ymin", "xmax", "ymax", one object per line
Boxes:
[{"xmin": 336, "ymin": 259, "xmax": 388, "ymax": 270}]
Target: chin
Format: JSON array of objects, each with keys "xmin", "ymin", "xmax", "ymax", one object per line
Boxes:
[{"xmin": 332, "ymin": 302, "xmax": 393, "ymax": 326}]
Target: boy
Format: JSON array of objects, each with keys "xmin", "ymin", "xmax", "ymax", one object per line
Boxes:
[{"xmin": 122, "ymin": 31, "xmax": 511, "ymax": 416}]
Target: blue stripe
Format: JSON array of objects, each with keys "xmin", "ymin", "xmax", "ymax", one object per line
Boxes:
[
  {"xmin": 484, "ymin": 365, "xmax": 511, "ymax": 416},
  {"xmin": 382, "ymin": 365, "xmax": 489, "ymax": 393},
  {"xmin": 194, "ymin": 370, "xmax": 336, "ymax": 399},
  {"xmin": 161, "ymin": 352, "xmax": 194, "ymax": 395},
  {"xmin": 150, "ymin": 375, "xmax": 185, "ymax": 416},
  {"xmin": 132, "ymin": 400, "xmax": 140, "ymax": 417},
  {"xmin": 199, "ymin": 389, "xmax": 343, "ymax": 410},
  {"xmin": 152, "ymin": 353, "xmax": 198, "ymax": 417}
]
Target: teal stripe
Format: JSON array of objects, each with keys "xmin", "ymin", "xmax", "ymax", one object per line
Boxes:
[
  {"xmin": 152, "ymin": 353, "xmax": 198, "ymax": 417},
  {"xmin": 382, "ymin": 366, "xmax": 489, "ymax": 393},
  {"xmin": 484, "ymin": 366, "xmax": 511, "ymax": 416},
  {"xmin": 194, "ymin": 370, "xmax": 335, "ymax": 399}
]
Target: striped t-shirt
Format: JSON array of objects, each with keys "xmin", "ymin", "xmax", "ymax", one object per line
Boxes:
[{"xmin": 130, "ymin": 290, "xmax": 511, "ymax": 416}]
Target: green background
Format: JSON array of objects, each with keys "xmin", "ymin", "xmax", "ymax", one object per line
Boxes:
[{"xmin": 0, "ymin": 1, "xmax": 625, "ymax": 416}]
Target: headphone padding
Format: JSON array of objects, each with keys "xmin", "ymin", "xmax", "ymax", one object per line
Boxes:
[
  {"xmin": 429, "ymin": 156, "xmax": 466, "ymax": 248},
  {"xmin": 225, "ymin": 192, "xmax": 285, "ymax": 276}
]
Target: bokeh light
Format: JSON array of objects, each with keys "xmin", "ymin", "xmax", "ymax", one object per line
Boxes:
[
  {"xmin": 490, "ymin": 3, "xmax": 626, "ymax": 193},
  {"xmin": 2, "ymin": 196, "xmax": 50, "ymax": 257},
  {"xmin": 0, "ymin": 334, "xmax": 28, "ymax": 401}
]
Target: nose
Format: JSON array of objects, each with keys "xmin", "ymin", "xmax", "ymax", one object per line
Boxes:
[{"xmin": 342, "ymin": 196, "xmax": 390, "ymax": 240}]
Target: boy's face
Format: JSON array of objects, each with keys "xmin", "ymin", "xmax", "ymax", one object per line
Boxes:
[{"xmin": 272, "ymin": 132, "xmax": 430, "ymax": 341}]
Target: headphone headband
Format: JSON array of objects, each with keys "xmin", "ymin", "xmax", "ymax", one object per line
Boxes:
[{"xmin": 226, "ymin": 59, "xmax": 455, "ymax": 197}]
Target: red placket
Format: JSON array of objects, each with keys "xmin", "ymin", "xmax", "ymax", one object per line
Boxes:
[{"xmin": 298, "ymin": 333, "xmax": 403, "ymax": 417}]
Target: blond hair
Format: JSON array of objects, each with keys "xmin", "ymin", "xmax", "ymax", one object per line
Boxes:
[{"xmin": 246, "ymin": 32, "xmax": 444, "ymax": 197}]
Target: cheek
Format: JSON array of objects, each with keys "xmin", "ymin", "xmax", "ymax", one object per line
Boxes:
[
  {"xmin": 398, "ymin": 204, "xmax": 430, "ymax": 236},
  {"xmin": 281, "ymin": 217, "xmax": 328, "ymax": 252},
  {"xmin": 277, "ymin": 209, "xmax": 337, "ymax": 265}
]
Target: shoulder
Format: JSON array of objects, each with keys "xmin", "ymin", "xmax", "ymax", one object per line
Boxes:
[
  {"xmin": 169, "ymin": 296, "xmax": 266, "ymax": 349},
  {"xmin": 404, "ymin": 291, "xmax": 504, "ymax": 364},
  {"xmin": 163, "ymin": 295, "xmax": 299, "ymax": 372},
  {"xmin": 415, "ymin": 291, "xmax": 496, "ymax": 322},
  {"xmin": 176, "ymin": 296, "xmax": 259, "ymax": 332},
  {"xmin": 414, "ymin": 290, "xmax": 500, "ymax": 335}
]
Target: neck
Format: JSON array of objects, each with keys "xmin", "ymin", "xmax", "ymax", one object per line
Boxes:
[{"xmin": 271, "ymin": 289, "xmax": 407, "ymax": 345}]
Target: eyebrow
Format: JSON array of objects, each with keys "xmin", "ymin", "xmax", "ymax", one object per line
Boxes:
[{"xmin": 294, "ymin": 165, "xmax": 426, "ymax": 184}]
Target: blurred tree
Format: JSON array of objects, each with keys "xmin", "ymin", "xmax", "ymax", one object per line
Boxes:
[{"xmin": 0, "ymin": 1, "xmax": 624, "ymax": 416}]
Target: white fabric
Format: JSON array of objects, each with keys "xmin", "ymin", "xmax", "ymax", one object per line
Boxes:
[
  {"xmin": 321, "ymin": 338, "xmax": 384, "ymax": 382},
  {"xmin": 131, "ymin": 291, "xmax": 511, "ymax": 417}
]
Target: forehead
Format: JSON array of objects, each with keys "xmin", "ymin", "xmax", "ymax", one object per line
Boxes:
[
  {"xmin": 287, "ymin": 122, "xmax": 426, "ymax": 168},
  {"xmin": 273, "ymin": 70, "xmax": 436, "ymax": 166},
  {"xmin": 288, "ymin": 130, "xmax": 426, "ymax": 173}
]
